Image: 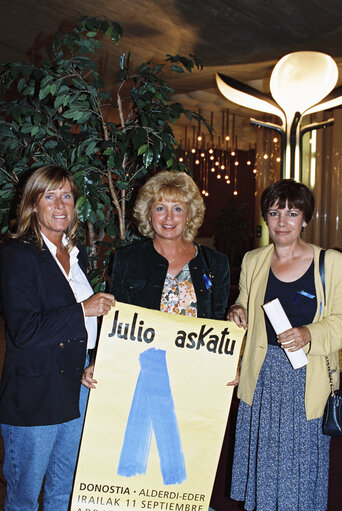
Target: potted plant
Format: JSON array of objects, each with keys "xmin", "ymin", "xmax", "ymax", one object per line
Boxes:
[{"xmin": 0, "ymin": 16, "xmax": 207, "ymax": 289}]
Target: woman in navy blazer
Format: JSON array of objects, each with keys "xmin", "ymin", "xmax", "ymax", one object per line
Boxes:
[{"xmin": 0, "ymin": 166, "xmax": 114, "ymax": 510}]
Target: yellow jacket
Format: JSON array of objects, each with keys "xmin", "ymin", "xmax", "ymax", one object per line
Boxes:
[{"xmin": 237, "ymin": 243, "xmax": 342, "ymax": 420}]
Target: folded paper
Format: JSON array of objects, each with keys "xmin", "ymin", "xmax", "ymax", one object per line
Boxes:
[{"xmin": 263, "ymin": 298, "xmax": 308, "ymax": 369}]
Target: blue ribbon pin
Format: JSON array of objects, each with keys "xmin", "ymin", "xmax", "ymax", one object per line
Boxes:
[
  {"xmin": 293, "ymin": 289, "xmax": 315, "ymax": 304},
  {"xmin": 203, "ymin": 274, "xmax": 212, "ymax": 290}
]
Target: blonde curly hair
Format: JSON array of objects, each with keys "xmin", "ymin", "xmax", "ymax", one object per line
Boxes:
[{"xmin": 134, "ymin": 170, "xmax": 205, "ymax": 242}]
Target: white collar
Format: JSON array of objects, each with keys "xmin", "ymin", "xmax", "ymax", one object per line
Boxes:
[{"xmin": 41, "ymin": 232, "xmax": 79, "ymax": 265}]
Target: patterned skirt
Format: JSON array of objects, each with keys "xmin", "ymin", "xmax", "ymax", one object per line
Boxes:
[{"xmin": 230, "ymin": 345, "xmax": 330, "ymax": 511}]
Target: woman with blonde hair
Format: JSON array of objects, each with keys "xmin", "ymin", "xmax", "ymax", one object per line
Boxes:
[{"xmin": 83, "ymin": 170, "xmax": 230, "ymax": 387}]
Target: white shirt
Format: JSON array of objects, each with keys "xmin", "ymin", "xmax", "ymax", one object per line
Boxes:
[{"xmin": 41, "ymin": 233, "xmax": 97, "ymax": 349}]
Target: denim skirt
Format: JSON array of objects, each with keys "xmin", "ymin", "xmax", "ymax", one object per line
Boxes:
[{"xmin": 230, "ymin": 345, "xmax": 330, "ymax": 511}]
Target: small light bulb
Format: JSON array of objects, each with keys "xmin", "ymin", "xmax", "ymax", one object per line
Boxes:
[
  {"xmin": 234, "ymin": 161, "xmax": 239, "ymax": 166},
  {"xmin": 209, "ymin": 148, "xmax": 213, "ymax": 154},
  {"xmin": 247, "ymin": 160, "xmax": 251, "ymax": 165},
  {"xmin": 233, "ymin": 190, "xmax": 238, "ymax": 196},
  {"xmin": 200, "ymin": 152, "xmax": 205, "ymax": 157},
  {"xmin": 273, "ymin": 137, "xmax": 278, "ymax": 143},
  {"xmin": 178, "ymin": 157, "xmax": 183, "ymax": 162},
  {"xmin": 220, "ymin": 164, "xmax": 225, "ymax": 170},
  {"xmin": 210, "ymin": 155, "xmax": 214, "ymax": 160},
  {"xmin": 195, "ymin": 159, "xmax": 200, "ymax": 165},
  {"xmin": 225, "ymin": 135, "xmax": 230, "ymax": 141},
  {"xmin": 263, "ymin": 154, "xmax": 268, "ymax": 160},
  {"xmin": 276, "ymin": 157, "xmax": 281, "ymax": 162},
  {"xmin": 217, "ymin": 174, "xmax": 221, "ymax": 179},
  {"xmin": 191, "ymin": 148, "xmax": 196, "ymax": 153},
  {"xmin": 211, "ymin": 167, "xmax": 215, "ymax": 172},
  {"xmin": 231, "ymin": 151, "xmax": 236, "ymax": 156},
  {"xmin": 197, "ymin": 135, "xmax": 202, "ymax": 142}
]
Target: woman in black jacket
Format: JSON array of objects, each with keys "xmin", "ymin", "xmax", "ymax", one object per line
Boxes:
[
  {"xmin": 83, "ymin": 170, "xmax": 230, "ymax": 386},
  {"xmin": 0, "ymin": 166, "xmax": 114, "ymax": 510},
  {"xmin": 112, "ymin": 170, "xmax": 229, "ymax": 318}
]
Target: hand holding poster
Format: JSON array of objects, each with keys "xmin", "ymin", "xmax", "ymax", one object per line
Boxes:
[{"xmin": 71, "ymin": 302, "xmax": 244, "ymax": 511}]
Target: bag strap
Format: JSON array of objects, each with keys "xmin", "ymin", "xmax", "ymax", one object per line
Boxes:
[
  {"xmin": 326, "ymin": 356, "xmax": 336, "ymax": 397},
  {"xmin": 319, "ymin": 250, "xmax": 335, "ymax": 396},
  {"xmin": 319, "ymin": 249, "xmax": 326, "ymax": 306}
]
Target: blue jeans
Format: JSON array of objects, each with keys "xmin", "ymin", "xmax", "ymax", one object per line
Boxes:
[{"xmin": 1, "ymin": 381, "xmax": 88, "ymax": 511}]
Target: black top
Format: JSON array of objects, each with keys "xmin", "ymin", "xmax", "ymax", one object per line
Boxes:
[
  {"xmin": 110, "ymin": 239, "xmax": 230, "ymax": 320},
  {"xmin": 264, "ymin": 260, "xmax": 317, "ymax": 346}
]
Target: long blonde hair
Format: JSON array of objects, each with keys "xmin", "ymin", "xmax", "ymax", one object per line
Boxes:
[{"xmin": 11, "ymin": 166, "xmax": 79, "ymax": 249}]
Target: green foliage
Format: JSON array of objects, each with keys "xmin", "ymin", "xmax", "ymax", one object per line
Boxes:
[{"xmin": 0, "ymin": 16, "xmax": 209, "ymax": 290}]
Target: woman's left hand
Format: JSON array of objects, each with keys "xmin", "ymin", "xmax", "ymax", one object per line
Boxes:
[
  {"xmin": 277, "ymin": 326, "xmax": 311, "ymax": 351},
  {"xmin": 227, "ymin": 368, "xmax": 240, "ymax": 387},
  {"xmin": 81, "ymin": 362, "xmax": 97, "ymax": 389}
]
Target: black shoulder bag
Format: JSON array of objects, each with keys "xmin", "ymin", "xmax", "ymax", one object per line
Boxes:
[{"xmin": 320, "ymin": 250, "xmax": 342, "ymax": 436}]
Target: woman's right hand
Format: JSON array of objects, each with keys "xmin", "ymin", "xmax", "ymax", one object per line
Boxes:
[
  {"xmin": 227, "ymin": 304, "xmax": 248, "ymax": 330},
  {"xmin": 82, "ymin": 293, "xmax": 115, "ymax": 317}
]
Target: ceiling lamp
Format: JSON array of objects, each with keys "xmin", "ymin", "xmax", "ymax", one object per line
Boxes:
[{"xmin": 216, "ymin": 51, "xmax": 342, "ymax": 180}]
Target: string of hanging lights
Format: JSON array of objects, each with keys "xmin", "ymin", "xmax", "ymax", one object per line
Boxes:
[{"xmin": 176, "ymin": 110, "xmax": 258, "ymax": 196}]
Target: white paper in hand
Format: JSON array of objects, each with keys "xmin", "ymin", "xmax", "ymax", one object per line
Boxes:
[{"xmin": 262, "ymin": 298, "xmax": 308, "ymax": 369}]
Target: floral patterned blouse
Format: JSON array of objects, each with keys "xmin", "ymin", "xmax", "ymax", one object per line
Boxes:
[{"xmin": 160, "ymin": 263, "xmax": 197, "ymax": 317}]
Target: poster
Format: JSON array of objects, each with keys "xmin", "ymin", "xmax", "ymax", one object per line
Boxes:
[{"xmin": 71, "ymin": 302, "xmax": 244, "ymax": 511}]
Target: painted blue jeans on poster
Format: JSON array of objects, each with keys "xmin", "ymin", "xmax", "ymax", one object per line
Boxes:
[{"xmin": 118, "ymin": 347, "xmax": 187, "ymax": 485}]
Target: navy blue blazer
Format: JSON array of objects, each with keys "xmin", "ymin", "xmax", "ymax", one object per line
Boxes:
[
  {"xmin": 0, "ymin": 238, "xmax": 88, "ymax": 426},
  {"xmin": 110, "ymin": 239, "xmax": 230, "ymax": 320}
]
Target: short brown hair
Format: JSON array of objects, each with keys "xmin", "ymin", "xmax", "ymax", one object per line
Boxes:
[
  {"xmin": 134, "ymin": 170, "xmax": 205, "ymax": 242},
  {"xmin": 11, "ymin": 166, "xmax": 79, "ymax": 249},
  {"xmin": 261, "ymin": 179, "xmax": 314, "ymax": 223}
]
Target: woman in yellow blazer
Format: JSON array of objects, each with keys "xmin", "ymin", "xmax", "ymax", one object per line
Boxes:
[{"xmin": 228, "ymin": 179, "xmax": 342, "ymax": 511}]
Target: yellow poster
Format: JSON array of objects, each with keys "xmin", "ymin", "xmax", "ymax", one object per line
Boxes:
[{"xmin": 71, "ymin": 302, "xmax": 244, "ymax": 511}]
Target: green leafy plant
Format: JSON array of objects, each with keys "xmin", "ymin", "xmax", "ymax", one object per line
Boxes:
[{"xmin": 0, "ymin": 16, "xmax": 207, "ymax": 290}]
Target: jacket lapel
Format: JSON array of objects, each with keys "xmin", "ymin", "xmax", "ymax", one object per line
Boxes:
[
  {"xmin": 39, "ymin": 243, "xmax": 77, "ymax": 303},
  {"xmin": 251, "ymin": 244, "xmax": 274, "ymax": 309}
]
